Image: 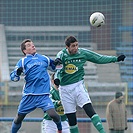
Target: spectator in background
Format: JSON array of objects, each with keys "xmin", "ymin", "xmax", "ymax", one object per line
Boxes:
[
  {"xmin": 106, "ymin": 91, "xmax": 128, "ymax": 133},
  {"xmin": 42, "ymin": 73, "xmax": 70, "ymax": 133}
]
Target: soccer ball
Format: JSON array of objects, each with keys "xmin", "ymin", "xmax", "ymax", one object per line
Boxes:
[{"xmin": 89, "ymin": 12, "xmax": 105, "ymax": 27}]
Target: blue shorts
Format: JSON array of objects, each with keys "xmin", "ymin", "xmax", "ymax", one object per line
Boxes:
[{"xmin": 18, "ymin": 94, "xmax": 54, "ymax": 115}]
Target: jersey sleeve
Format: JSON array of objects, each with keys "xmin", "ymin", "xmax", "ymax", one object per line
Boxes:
[
  {"xmin": 55, "ymin": 50, "xmax": 64, "ymax": 59},
  {"xmin": 10, "ymin": 59, "xmax": 22, "ymax": 82},
  {"xmin": 49, "ymin": 57, "xmax": 56, "ymax": 71},
  {"xmin": 50, "ymin": 90, "xmax": 60, "ymax": 108},
  {"xmin": 54, "ymin": 50, "xmax": 64, "ymax": 80},
  {"xmin": 84, "ymin": 49, "xmax": 117, "ymax": 64},
  {"xmin": 43, "ymin": 55, "xmax": 56, "ymax": 71}
]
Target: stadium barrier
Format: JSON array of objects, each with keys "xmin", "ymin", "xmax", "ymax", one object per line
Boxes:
[{"xmin": 0, "ymin": 117, "xmax": 133, "ymax": 122}]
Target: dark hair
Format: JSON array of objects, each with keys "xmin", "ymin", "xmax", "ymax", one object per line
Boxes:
[
  {"xmin": 65, "ymin": 36, "xmax": 78, "ymax": 47},
  {"xmin": 21, "ymin": 39, "xmax": 32, "ymax": 55},
  {"xmin": 115, "ymin": 91, "xmax": 123, "ymax": 99}
]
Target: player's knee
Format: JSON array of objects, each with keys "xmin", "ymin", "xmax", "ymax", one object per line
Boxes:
[
  {"xmin": 66, "ymin": 113, "xmax": 77, "ymax": 126},
  {"xmin": 48, "ymin": 110, "xmax": 60, "ymax": 122},
  {"xmin": 51, "ymin": 114, "xmax": 60, "ymax": 122},
  {"xmin": 83, "ymin": 103, "xmax": 96, "ymax": 118},
  {"xmin": 14, "ymin": 114, "xmax": 26, "ymax": 124},
  {"xmin": 14, "ymin": 118, "xmax": 22, "ymax": 124}
]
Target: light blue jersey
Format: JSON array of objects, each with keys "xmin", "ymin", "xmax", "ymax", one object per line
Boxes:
[{"xmin": 10, "ymin": 53, "xmax": 55, "ymax": 95}]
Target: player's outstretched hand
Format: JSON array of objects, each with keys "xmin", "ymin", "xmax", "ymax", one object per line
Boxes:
[
  {"xmin": 16, "ymin": 67, "xmax": 23, "ymax": 76},
  {"xmin": 117, "ymin": 55, "xmax": 126, "ymax": 62},
  {"xmin": 54, "ymin": 78, "xmax": 60, "ymax": 86},
  {"xmin": 109, "ymin": 129, "xmax": 114, "ymax": 131},
  {"xmin": 54, "ymin": 58, "xmax": 62, "ymax": 66},
  {"xmin": 125, "ymin": 127, "xmax": 128, "ymax": 130}
]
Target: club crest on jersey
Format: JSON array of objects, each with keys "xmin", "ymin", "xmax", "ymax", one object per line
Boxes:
[{"xmin": 65, "ymin": 64, "xmax": 78, "ymax": 74}]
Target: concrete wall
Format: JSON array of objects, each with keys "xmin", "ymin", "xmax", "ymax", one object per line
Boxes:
[{"xmin": 0, "ymin": 24, "xmax": 10, "ymax": 81}]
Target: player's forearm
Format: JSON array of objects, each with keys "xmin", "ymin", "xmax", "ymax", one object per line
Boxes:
[
  {"xmin": 95, "ymin": 55, "xmax": 117, "ymax": 64},
  {"xmin": 10, "ymin": 70, "xmax": 20, "ymax": 82},
  {"xmin": 55, "ymin": 69, "xmax": 61, "ymax": 78},
  {"xmin": 87, "ymin": 50, "xmax": 117, "ymax": 64}
]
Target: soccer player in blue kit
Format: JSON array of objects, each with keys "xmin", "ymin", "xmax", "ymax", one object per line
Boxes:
[{"xmin": 10, "ymin": 39, "xmax": 62, "ymax": 133}]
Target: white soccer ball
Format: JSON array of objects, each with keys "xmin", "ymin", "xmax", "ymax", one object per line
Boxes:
[{"xmin": 90, "ymin": 12, "xmax": 105, "ymax": 27}]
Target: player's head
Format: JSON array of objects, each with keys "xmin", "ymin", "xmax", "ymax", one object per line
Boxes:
[
  {"xmin": 21, "ymin": 39, "xmax": 36, "ymax": 55},
  {"xmin": 51, "ymin": 73, "xmax": 59, "ymax": 90},
  {"xmin": 65, "ymin": 36, "xmax": 79, "ymax": 55},
  {"xmin": 115, "ymin": 91, "xmax": 124, "ymax": 103}
]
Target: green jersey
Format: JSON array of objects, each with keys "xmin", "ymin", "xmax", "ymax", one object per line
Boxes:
[
  {"xmin": 43, "ymin": 86, "xmax": 67, "ymax": 121},
  {"xmin": 56, "ymin": 48, "xmax": 117, "ymax": 86}
]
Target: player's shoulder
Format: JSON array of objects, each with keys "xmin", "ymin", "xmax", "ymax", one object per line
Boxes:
[
  {"xmin": 79, "ymin": 48, "xmax": 92, "ymax": 53},
  {"xmin": 39, "ymin": 53, "xmax": 49, "ymax": 59},
  {"xmin": 36, "ymin": 53, "xmax": 44, "ymax": 57},
  {"xmin": 50, "ymin": 88, "xmax": 54, "ymax": 93},
  {"xmin": 17, "ymin": 56, "xmax": 26, "ymax": 64},
  {"xmin": 56, "ymin": 48, "xmax": 66, "ymax": 57},
  {"xmin": 50, "ymin": 87, "xmax": 57, "ymax": 94},
  {"xmin": 38, "ymin": 54, "xmax": 52, "ymax": 63},
  {"xmin": 79, "ymin": 47, "xmax": 90, "ymax": 51},
  {"xmin": 59, "ymin": 48, "xmax": 66, "ymax": 54}
]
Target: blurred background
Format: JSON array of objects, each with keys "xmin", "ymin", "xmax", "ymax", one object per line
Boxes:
[{"xmin": 0, "ymin": 0, "xmax": 132, "ymax": 132}]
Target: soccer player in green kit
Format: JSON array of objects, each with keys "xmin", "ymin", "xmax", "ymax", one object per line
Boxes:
[
  {"xmin": 42, "ymin": 73, "xmax": 70, "ymax": 133},
  {"xmin": 54, "ymin": 36, "xmax": 126, "ymax": 133}
]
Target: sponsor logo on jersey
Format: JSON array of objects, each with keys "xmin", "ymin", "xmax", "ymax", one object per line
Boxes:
[
  {"xmin": 65, "ymin": 64, "xmax": 78, "ymax": 74},
  {"xmin": 56, "ymin": 106, "xmax": 64, "ymax": 115},
  {"xmin": 27, "ymin": 61, "xmax": 44, "ymax": 68}
]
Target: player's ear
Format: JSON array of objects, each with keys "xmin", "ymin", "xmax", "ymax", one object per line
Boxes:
[
  {"xmin": 66, "ymin": 45, "xmax": 69, "ymax": 49},
  {"xmin": 23, "ymin": 50, "xmax": 26, "ymax": 55}
]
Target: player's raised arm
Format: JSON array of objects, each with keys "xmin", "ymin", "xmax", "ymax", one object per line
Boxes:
[
  {"xmin": 10, "ymin": 60, "xmax": 23, "ymax": 82},
  {"xmin": 84, "ymin": 49, "xmax": 126, "ymax": 64},
  {"xmin": 53, "ymin": 58, "xmax": 62, "ymax": 86},
  {"xmin": 47, "ymin": 56, "xmax": 62, "ymax": 72}
]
